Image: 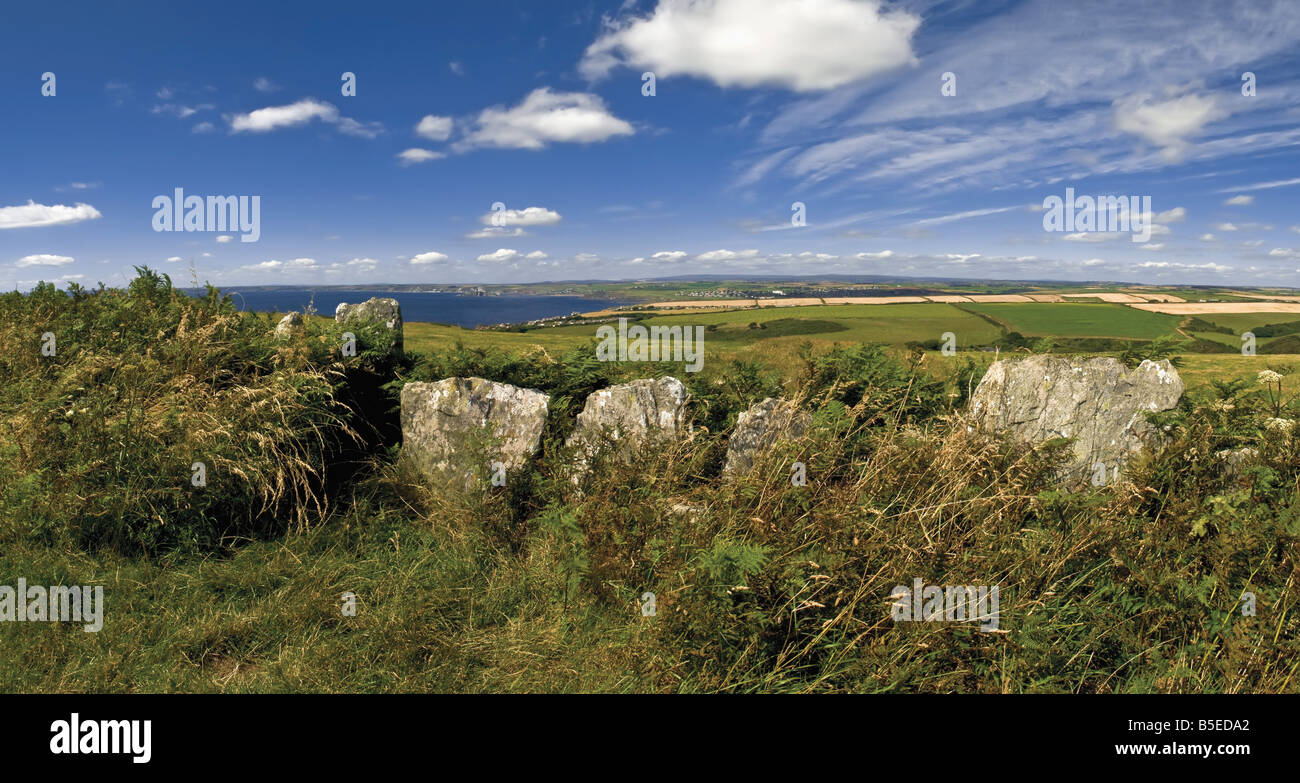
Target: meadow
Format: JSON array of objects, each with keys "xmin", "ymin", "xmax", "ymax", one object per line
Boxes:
[{"xmin": 2, "ymin": 272, "xmax": 1298, "ymax": 693}]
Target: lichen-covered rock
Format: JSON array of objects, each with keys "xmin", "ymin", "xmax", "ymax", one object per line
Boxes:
[
  {"xmin": 401, "ymin": 377, "xmax": 549, "ymax": 488},
  {"xmin": 567, "ymin": 377, "xmax": 690, "ymax": 465},
  {"xmin": 723, "ymin": 398, "xmax": 811, "ymax": 477},
  {"xmin": 336, "ymin": 297, "xmax": 403, "ymax": 354},
  {"xmin": 968, "ymin": 355, "xmax": 1183, "ymax": 483},
  {"xmin": 274, "ymin": 311, "xmax": 305, "ymax": 340}
]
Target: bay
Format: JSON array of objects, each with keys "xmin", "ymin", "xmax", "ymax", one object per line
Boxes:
[{"xmin": 186, "ymin": 288, "xmax": 630, "ymax": 328}]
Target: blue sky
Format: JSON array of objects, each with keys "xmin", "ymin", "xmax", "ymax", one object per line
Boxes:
[{"xmin": 2, "ymin": 0, "xmax": 1300, "ymax": 290}]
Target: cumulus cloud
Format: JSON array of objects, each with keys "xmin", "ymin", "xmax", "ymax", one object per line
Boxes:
[
  {"xmin": 240, "ymin": 258, "xmax": 318, "ymax": 272},
  {"xmin": 477, "ymin": 248, "xmax": 520, "ymax": 262},
  {"xmin": 651, "ymin": 250, "xmax": 688, "ymax": 261},
  {"xmin": 0, "ymin": 201, "xmax": 102, "ymax": 230},
  {"xmin": 216, "ymin": 235, "xmax": 233, "ymax": 243},
  {"xmin": 456, "ymin": 88, "xmax": 633, "ymax": 150},
  {"xmin": 696, "ymin": 248, "xmax": 759, "ymax": 261},
  {"xmin": 410, "ymin": 251, "xmax": 449, "ymax": 265},
  {"xmin": 856, "ymin": 250, "xmax": 893, "ymax": 259},
  {"xmin": 229, "ymin": 99, "xmax": 383, "ymax": 138},
  {"xmin": 524, "ymin": 251, "xmax": 548, "ymax": 259},
  {"xmin": 416, "ymin": 115, "xmax": 453, "ymax": 141},
  {"xmin": 15, "ymin": 253, "xmax": 75, "ymax": 267},
  {"xmin": 580, "ymin": 0, "xmax": 920, "ymax": 91},
  {"xmin": 1224, "ymin": 194, "xmax": 1254, "ymax": 206},
  {"xmin": 398, "ymin": 148, "xmax": 445, "ymax": 165},
  {"xmin": 229, "ymin": 99, "xmax": 338, "ymax": 132},
  {"xmin": 166, "ymin": 256, "xmax": 183, "ymax": 262},
  {"xmin": 480, "ymin": 206, "xmax": 562, "ymax": 227}
]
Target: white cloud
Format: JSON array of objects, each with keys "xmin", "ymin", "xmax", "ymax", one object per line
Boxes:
[
  {"xmin": 192, "ymin": 121, "xmax": 216, "ymax": 134},
  {"xmin": 1224, "ymin": 194, "xmax": 1254, "ymax": 206},
  {"xmin": 697, "ymin": 248, "xmax": 759, "ymax": 261},
  {"xmin": 580, "ymin": 0, "xmax": 920, "ymax": 91},
  {"xmin": 856, "ymin": 250, "xmax": 893, "ymax": 259},
  {"xmin": 253, "ymin": 77, "xmax": 279, "ymax": 93},
  {"xmin": 398, "ymin": 148, "xmax": 445, "ymax": 165},
  {"xmin": 1198, "ymin": 233, "xmax": 1216, "ymax": 241},
  {"xmin": 524, "ymin": 251, "xmax": 548, "ymax": 259},
  {"xmin": 216, "ymin": 235, "xmax": 233, "ymax": 243},
  {"xmin": 15, "ymin": 253, "xmax": 75, "ymax": 267},
  {"xmin": 1155, "ymin": 207, "xmax": 1186, "ymax": 223},
  {"xmin": 166, "ymin": 256, "xmax": 183, "ymax": 262},
  {"xmin": 240, "ymin": 258, "xmax": 317, "ymax": 271},
  {"xmin": 1219, "ymin": 177, "xmax": 1300, "ymax": 193},
  {"xmin": 457, "ymin": 88, "xmax": 633, "ymax": 150},
  {"xmin": 1138, "ymin": 243, "xmax": 1165, "ymax": 251},
  {"xmin": 449, "ymin": 61, "xmax": 465, "ymax": 76},
  {"xmin": 465, "ymin": 227, "xmax": 526, "ymax": 239},
  {"xmin": 410, "ymin": 251, "xmax": 449, "ymax": 265},
  {"xmin": 229, "ymin": 99, "xmax": 338, "ymax": 132},
  {"xmin": 416, "ymin": 115, "xmax": 453, "ymax": 141},
  {"xmin": 1113, "ymin": 91, "xmax": 1227, "ymax": 157},
  {"xmin": 346, "ymin": 257, "xmax": 378, "ymax": 269},
  {"xmin": 1268, "ymin": 248, "xmax": 1299, "ymax": 259},
  {"xmin": 651, "ymin": 250, "xmax": 688, "ymax": 261},
  {"xmin": 477, "ymin": 248, "xmax": 520, "ymax": 262},
  {"xmin": 229, "ymin": 99, "xmax": 383, "ymax": 138},
  {"xmin": 1214, "ymin": 222, "xmax": 1239, "ymax": 231},
  {"xmin": 480, "ymin": 206, "xmax": 562, "ymax": 227},
  {"xmin": 0, "ymin": 201, "xmax": 102, "ymax": 230}
]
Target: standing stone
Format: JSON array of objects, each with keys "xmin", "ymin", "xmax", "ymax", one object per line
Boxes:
[
  {"xmin": 401, "ymin": 377, "xmax": 549, "ymax": 488},
  {"xmin": 274, "ymin": 311, "xmax": 305, "ymax": 340},
  {"xmin": 968, "ymin": 355, "xmax": 1183, "ymax": 483},
  {"xmin": 336, "ymin": 297, "xmax": 403, "ymax": 355},
  {"xmin": 567, "ymin": 377, "xmax": 690, "ymax": 465},
  {"xmin": 723, "ymin": 398, "xmax": 811, "ymax": 477}
]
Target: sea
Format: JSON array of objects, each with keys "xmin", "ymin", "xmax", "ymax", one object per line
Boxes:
[{"xmin": 185, "ymin": 288, "xmax": 631, "ymax": 328}]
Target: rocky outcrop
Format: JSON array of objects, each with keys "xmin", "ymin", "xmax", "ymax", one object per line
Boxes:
[
  {"xmin": 401, "ymin": 377, "xmax": 549, "ymax": 487},
  {"xmin": 336, "ymin": 297, "xmax": 403, "ymax": 355},
  {"xmin": 274, "ymin": 311, "xmax": 305, "ymax": 340},
  {"xmin": 723, "ymin": 398, "xmax": 811, "ymax": 477},
  {"xmin": 566, "ymin": 377, "xmax": 690, "ymax": 465},
  {"xmin": 968, "ymin": 355, "xmax": 1183, "ymax": 483}
]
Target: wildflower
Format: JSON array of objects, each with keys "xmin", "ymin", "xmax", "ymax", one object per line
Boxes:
[
  {"xmin": 1257, "ymin": 369, "xmax": 1284, "ymax": 385},
  {"xmin": 1264, "ymin": 417, "xmax": 1294, "ymax": 433}
]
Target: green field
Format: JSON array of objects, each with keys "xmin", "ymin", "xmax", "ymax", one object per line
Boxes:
[{"xmin": 964, "ymin": 302, "xmax": 1182, "ymax": 339}]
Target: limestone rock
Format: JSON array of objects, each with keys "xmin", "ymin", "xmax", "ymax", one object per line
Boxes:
[
  {"xmin": 968, "ymin": 355, "xmax": 1183, "ymax": 483},
  {"xmin": 336, "ymin": 297, "xmax": 403, "ymax": 354},
  {"xmin": 401, "ymin": 377, "xmax": 549, "ymax": 487},
  {"xmin": 567, "ymin": 377, "xmax": 690, "ymax": 464},
  {"xmin": 723, "ymin": 398, "xmax": 811, "ymax": 477},
  {"xmin": 274, "ymin": 311, "xmax": 305, "ymax": 340}
]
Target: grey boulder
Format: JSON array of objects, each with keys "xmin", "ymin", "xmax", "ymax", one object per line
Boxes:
[
  {"xmin": 274, "ymin": 311, "xmax": 305, "ymax": 340},
  {"xmin": 336, "ymin": 297, "xmax": 403, "ymax": 355},
  {"xmin": 567, "ymin": 377, "xmax": 690, "ymax": 465},
  {"xmin": 401, "ymin": 377, "xmax": 550, "ymax": 488},
  {"xmin": 723, "ymin": 398, "xmax": 811, "ymax": 477},
  {"xmin": 968, "ymin": 355, "xmax": 1183, "ymax": 483}
]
